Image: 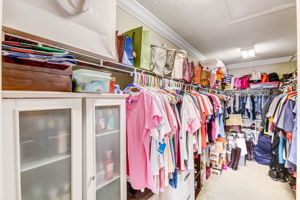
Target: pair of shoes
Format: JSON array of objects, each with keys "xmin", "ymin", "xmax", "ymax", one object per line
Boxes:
[{"xmin": 268, "ymin": 169, "xmax": 279, "ymax": 181}]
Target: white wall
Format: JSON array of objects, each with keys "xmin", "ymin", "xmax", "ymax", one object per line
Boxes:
[
  {"xmin": 116, "ymin": 6, "xmax": 198, "ymax": 64},
  {"xmin": 227, "ymin": 62, "xmax": 294, "ymax": 77}
]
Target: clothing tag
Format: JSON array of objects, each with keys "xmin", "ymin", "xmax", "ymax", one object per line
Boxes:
[{"xmin": 157, "ymin": 142, "xmax": 166, "ymax": 154}]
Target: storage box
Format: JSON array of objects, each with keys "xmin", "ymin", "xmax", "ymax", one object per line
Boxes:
[
  {"xmin": 249, "ymin": 81, "xmax": 279, "ymax": 89},
  {"xmin": 3, "ymin": 56, "xmax": 72, "ymax": 92},
  {"xmin": 72, "ymin": 69, "xmax": 111, "ymax": 93}
]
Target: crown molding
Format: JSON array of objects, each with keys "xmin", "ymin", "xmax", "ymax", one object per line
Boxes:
[
  {"xmin": 116, "ymin": 0, "xmax": 206, "ymax": 61},
  {"xmin": 229, "ymin": 2, "xmax": 296, "ymax": 24},
  {"xmin": 226, "ymin": 56, "xmax": 293, "ymax": 69}
]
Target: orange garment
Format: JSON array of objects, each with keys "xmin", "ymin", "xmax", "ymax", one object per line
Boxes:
[{"xmin": 286, "ymin": 132, "xmax": 293, "ymax": 142}]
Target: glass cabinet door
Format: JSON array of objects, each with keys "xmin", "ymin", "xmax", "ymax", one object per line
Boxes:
[
  {"xmin": 19, "ymin": 109, "xmax": 72, "ymax": 200},
  {"xmin": 94, "ymin": 106, "xmax": 121, "ymax": 200}
]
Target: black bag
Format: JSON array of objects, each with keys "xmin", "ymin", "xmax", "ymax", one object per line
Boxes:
[
  {"xmin": 254, "ymin": 133, "xmax": 272, "ymax": 165},
  {"xmin": 269, "ymin": 73, "xmax": 279, "ymax": 82}
]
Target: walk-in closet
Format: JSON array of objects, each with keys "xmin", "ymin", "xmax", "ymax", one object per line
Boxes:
[{"xmin": 0, "ymin": 0, "xmax": 299, "ymax": 200}]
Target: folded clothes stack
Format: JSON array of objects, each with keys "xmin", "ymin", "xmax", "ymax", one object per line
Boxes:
[{"xmin": 2, "ymin": 41, "xmax": 77, "ymax": 66}]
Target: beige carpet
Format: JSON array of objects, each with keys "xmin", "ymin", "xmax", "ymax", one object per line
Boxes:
[{"xmin": 197, "ymin": 161, "xmax": 295, "ymax": 200}]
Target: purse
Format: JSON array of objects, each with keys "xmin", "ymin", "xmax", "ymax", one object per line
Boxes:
[
  {"xmin": 192, "ymin": 65, "xmax": 202, "ymax": 84},
  {"xmin": 172, "ymin": 50, "xmax": 187, "ymax": 79},
  {"xmin": 200, "ymin": 69, "xmax": 210, "ymax": 86},
  {"xmin": 261, "ymin": 74, "xmax": 269, "ymax": 83},
  {"xmin": 240, "ymin": 76, "xmax": 249, "ymax": 89},
  {"xmin": 150, "ymin": 44, "xmax": 167, "ymax": 75},
  {"xmin": 182, "ymin": 58, "xmax": 193, "ymax": 82},
  {"xmin": 164, "ymin": 48, "xmax": 177, "ymax": 76},
  {"xmin": 115, "ymin": 32, "xmax": 125, "ymax": 63},
  {"xmin": 123, "ymin": 27, "xmax": 151, "ymax": 70},
  {"xmin": 250, "ymin": 72, "xmax": 261, "ymax": 83},
  {"xmin": 269, "ymin": 72, "xmax": 279, "ymax": 82}
]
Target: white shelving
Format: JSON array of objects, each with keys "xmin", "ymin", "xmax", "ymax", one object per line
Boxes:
[
  {"xmin": 95, "ymin": 130, "xmax": 120, "ymax": 138},
  {"xmin": 21, "ymin": 154, "xmax": 71, "ymax": 173},
  {"xmin": 96, "ymin": 176, "xmax": 120, "ymax": 191}
]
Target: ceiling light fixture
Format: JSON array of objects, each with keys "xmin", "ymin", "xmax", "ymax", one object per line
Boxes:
[{"xmin": 241, "ymin": 47, "xmax": 255, "ymax": 59}]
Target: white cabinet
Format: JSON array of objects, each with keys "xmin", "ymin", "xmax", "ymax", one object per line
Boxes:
[
  {"xmin": 160, "ymin": 170, "xmax": 195, "ymax": 200},
  {"xmin": 83, "ymin": 95, "xmax": 127, "ymax": 200},
  {"xmin": 2, "ymin": 92, "xmax": 83, "ymax": 200}
]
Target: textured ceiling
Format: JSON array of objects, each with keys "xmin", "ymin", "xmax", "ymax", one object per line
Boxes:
[{"xmin": 137, "ymin": 0, "xmax": 296, "ymax": 64}]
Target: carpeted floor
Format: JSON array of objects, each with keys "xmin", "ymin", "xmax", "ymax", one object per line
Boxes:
[{"xmin": 197, "ymin": 161, "xmax": 295, "ymax": 200}]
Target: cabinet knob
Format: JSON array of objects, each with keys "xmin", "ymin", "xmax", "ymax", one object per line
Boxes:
[{"xmin": 90, "ymin": 176, "xmax": 96, "ymax": 181}]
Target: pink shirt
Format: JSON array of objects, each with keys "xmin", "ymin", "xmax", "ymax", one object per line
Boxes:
[{"xmin": 126, "ymin": 91, "xmax": 163, "ymax": 190}]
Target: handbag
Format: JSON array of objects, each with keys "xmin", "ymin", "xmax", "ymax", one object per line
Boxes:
[
  {"xmin": 150, "ymin": 44, "xmax": 167, "ymax": 75},
  {"xmin": 182, "ymin": 58, "xmax": 193, "ymax": 82},
  {"xmin": 123, "ymin": 26, "xmax": 151, "ymax": 70},
  {"xmin": 261, "ymin": 73, "xmax": 269, "ymax": 83},
  {"xmin": 115, "ymin": 32, "xmax": 125, "ymax": 63},
  {"xmin": 240, "ymin": 76, "xmax": 249, "ymax": 89},
  {"xmin": 164, "ymin": 48, "xmax": 177, "ymax": 76},
  {"xmin": 172, "ymin": 50, "xmax": 187, "ymax": 79},
  {"xmin": 269, "ymin": 72, "xmax": 279, "ymax": 82},
  {"xmin": 192, "ymin": 65, "xmax": 202, "ymax": 84},
  {"xmin": 234, "ymin": 78, "xmax": 242, "ymax": 89},
  {"xmin": 250, "ymin": 72, "xmax": 261, "ymax": 83},
  {"xmin": 122, "ymin": 36, "xmax": 135, "ymax": 66},
  {"xmin": 200, "ymin": 69, "xmax": 210, "ymax": 86}
]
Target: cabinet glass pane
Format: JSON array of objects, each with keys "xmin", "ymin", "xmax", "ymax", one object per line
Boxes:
[
  {"xmin": 95, "ymin": 106, "xmax": 120, "ymax": 135},
  {"xmin": 95, "ymin": 106, "xmax": 120, "ymax": 193},
  {"xmin": 21, "ymin": 157, "xmax": 71, "ymax": 200},
  {"xmin": 19, "ymin": 109, "xmax": 72, "ymax": 200},
  {"xmin": 96, "ymin": 179, "xmax": 120, "ymax": 200}
]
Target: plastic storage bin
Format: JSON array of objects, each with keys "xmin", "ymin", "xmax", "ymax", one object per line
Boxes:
[{"xmin": 72, "ymin": 69, "xmax": 111, "ymax": 93}]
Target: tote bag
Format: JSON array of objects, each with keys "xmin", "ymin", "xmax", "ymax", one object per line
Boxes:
[
  {"xmin": 122, "ymin": 27, "xmax": 151, "ymax": 70},
  {"xmin": 151, "ymin": 44, "xmax": 167, "ymax": 75},
  {"xmin": 192, "ymin": 65, "xmax": 202, "ymax": 84},
  {"xmin": 182, "ymin": 58, "xmax": 193, "ymax": 82},
  {"xmin": 3, "ymin": 0, "xmax": 116, "ymax": 59},
  {"xmin": 172, "ymin": 50, "xmax": 187, "ymax": 79}
]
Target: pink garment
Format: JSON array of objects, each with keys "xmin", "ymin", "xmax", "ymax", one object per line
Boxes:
[
  {"xmin": 161, "ymin": 95, "xmax": 178, "ymax": 137},
  {"xmin": 126, "ymin": 92, "xmax": 163, "ymax": 190}
]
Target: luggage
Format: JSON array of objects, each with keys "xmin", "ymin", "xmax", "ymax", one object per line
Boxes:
[{"xmin": 3, "ymin": 56, "xmax": 72, "ymax": 92}]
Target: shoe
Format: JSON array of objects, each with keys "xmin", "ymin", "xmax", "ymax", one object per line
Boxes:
[
  {"xmin": 268, "ymin": 169, "xmax": 279, "ymax": 181},
  {"xmin": 278, "ymin": 171, "xmax": 287, "ymax": 183}
]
